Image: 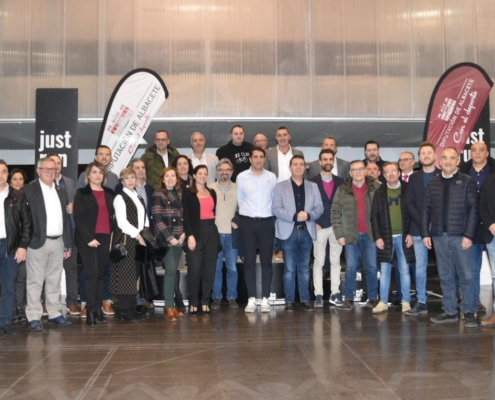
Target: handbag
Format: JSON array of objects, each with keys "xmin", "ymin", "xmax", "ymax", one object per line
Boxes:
[
  {"xmin": 135, "ymin": 246, "xmax": 160, "ymax": 300},
  {"xmin": 109, "ymin": 233, "xmax": 127, "ymax": 264},
  {"xmin": 140, "ymin": 227, "xmax": 169, "ymax": 260}
]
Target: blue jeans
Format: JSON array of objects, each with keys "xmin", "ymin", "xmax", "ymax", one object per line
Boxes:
[
  {"xmin": 412, "ymin": 236, "xmax": 428, "ymax": 304},
  {"xmin": 432, "ymin": 234, "xmax": 475, "ymax": 314},
  {"xmin": 281, "ymin": 228, "xmax": 313, "ymax": 302},
  {"xmin": 344, "ymin": 233, "xmax": 378, "ymax": 301},
  {"xmin": 0, "ymin": 243, "xmax": 18, "ymax": 326},
  {"xmin": 471, "ymin": 243, "xmax": 484, "ymax": 309},
  {"xmin": 379, "ymin": 235, "xmax": 411, "ymax": 303},
  {"xmin": 212, "ymin": 233, "xmax": 239, "ymax": 300},
  {"xmin": 485, "ymin": 237, "xmax": 495, "ymax": 307}
]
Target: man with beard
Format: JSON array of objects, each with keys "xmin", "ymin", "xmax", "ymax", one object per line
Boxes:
[
  {"xmin": 405, "ymin": 141, "xmax": 440, "ymax": 316},
  {"xmin": 307, "ymin": 137, "xmax": 350, "ymax": 180}
]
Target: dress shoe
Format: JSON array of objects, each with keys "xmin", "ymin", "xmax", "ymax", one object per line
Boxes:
[
  {"xmin": 95, "ymin": 309, "xmax": 107, "ymax": 323},
  {"xmin": 165, "ymin": 308, "xmax": 177, "ymax": 321},
  {"xmin": 102, "ymin": 300, "xmax": 115, "ymax": 315},
  {"xmin": 86, "ymin": 312, "xmax": 97, "ymax": 327},
  {"xmin": 189, "ymin": 306, "xmax": 198, "ymax": 316},
  {"xmin": 285, "ymin": 302, "xmax": 295, "ymax": 312},
  {"xmin": 48, "ymin": 315, "xmax": 72, "ymax": 326},
  {"xmin": 68, "ymin": 304, "xmax": 81, "ymax": 316},
  {"xmin": 202, "ymin": 306, "xmax": 210, "ymax": 315},
  {"xmin": 175, "ymin": 298, "xmax": 186, "ymax": 312},
  {"xmin": 0, "ymin": 325, "xmax": 18, "ymax": 336},
  {"xmin": 29, "ymin": 320, "xmax": 43, "ymax": 331},
  {"xmin": 145, "ymin": 301, "xmax": 155, "ymax": 309},
  {"xmin": 173, "ymin": 307, "xmax": 184, "ymax": 318},
  {"xmin": 130, "ymin": 309, "xmax": 145, "ymax": 320},
  {"xmin": 480, "ymin": 313, "xmax": 495, "ymax": 328},
  {"xmin": 301, "ymin": 302, "xmax": 315, "ymax": 312},
  {"xmin": 136, "ymin": 305, "xmax": 151, "ymax": 316}
]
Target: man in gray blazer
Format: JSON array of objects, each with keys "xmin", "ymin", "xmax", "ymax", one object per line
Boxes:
[
  {"xmin": 272, "ymin": 155, "xmax": 323, "ymax": 312},
  {"xmin": 49, "ymin": 153, "xmax": 79, "ymax": 315},
  {"xmin": 307, "ymin": 137, "xmax": 350, "ymax": 180},
  {"xmin": 23, "ymin": 157, "xmax": 73, "ymax": 331},
  {"xmin": 266, "ymin": 126, "xmax": 305, "ymax": 181}
]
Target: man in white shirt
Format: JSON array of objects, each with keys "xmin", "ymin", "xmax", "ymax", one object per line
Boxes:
[
  {"xmin": 187, "ymin": 132, "xmax": 219, "ymax": 186},
  {"xmin": 237, "ymin": 147, "xmax": 277, "ymax": 313},
  {"xmin": 266, "ymin": 126, "xmax": 304, "ymax": 182},
  {"xmin": 23, "ymin": 157, "xmax": 73, "ymax": 331}
]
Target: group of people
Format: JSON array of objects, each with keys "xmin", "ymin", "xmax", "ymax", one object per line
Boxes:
[{"xmin": 1, "ymin": 124, "xmax": 494, "ymax": 336}]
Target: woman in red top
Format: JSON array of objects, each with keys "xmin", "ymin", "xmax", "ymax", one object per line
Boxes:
[
  {"xmin": 183, "ymin": 165, "xmax": 220, "ymax": 315},
  {"xmin": 74, "ymin": 162, "xmax": 115, "ymax": 327}
]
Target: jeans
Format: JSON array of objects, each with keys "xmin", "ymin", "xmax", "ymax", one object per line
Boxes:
[
  {"xmin": 281, "ymin": 228, "xmax": 313, "ymax": 302},
  {"xmin": 213, "ymin": 233, "xmax": 239, "ymax": 300},
  {"xmin": 471, "ymin": 243, "xmax": 484, "ymax": 309},
  {"xmin": 379, "ymin": 235, "xmax": 411, "ymax": 303},
  {"xmin": 344, "ymin": 233, "xmax": 378, "ymax": 301},
  {"xmin": 0, "ymin": 242, "xmax": 17, "ymax": 326},
  {"xmin": 313, "ymin": 226, "xmax": 342, "ymax": 295},
  {"xmin": 432, "ymin": 234, "xmax": 475, "ymax": 314},
  {"xmin": 394, "ymin": 261, "xmax": 416, "ymax": 301},
  {"xmin": 412, "ymin": 236, "xmax": 428, "ymax": 304},
  {"xmin": 485, "ymin": 237, "xmax": 495, "ymax": 307}
]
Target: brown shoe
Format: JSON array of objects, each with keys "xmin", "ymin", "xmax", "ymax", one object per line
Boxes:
[
  {"xmin": 273, "ymin": 251, "xmax": 283, "ymax": 260},
  {"xmin": 68, "ymin": 304, "xmax": 81, "ymax": 316},
  {"xmin": 173, "ymin": 307, "xmax": 184, "ymax": 318},
  {"xmin": 165, "ymin": 308, "xmax": 177, "ymax": 321},
  {"xmin": 145, "ymin": 301, "xmax": 155, "ymax": 309},
  {"xmin": 478, "ymin": 302, "xmax": 487, "ymax": 313},
  {"xmin": 101, "ymin": 300, "xmax": 115, "ymax": 315},
  {"xmin": 480, "ymin": 313, "xmax": 495, "ymax": 328}
]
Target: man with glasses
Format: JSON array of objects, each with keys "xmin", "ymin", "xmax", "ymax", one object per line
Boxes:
[
  {"xmin": 211, "ymin": 159, "xmax": 240, "ymax": 310},
  {"xmin": 23, "ymin": 157, "xmax": 73, "ymax": 331},
  {"xmin": 398, "ymin": 151, "xmax": 416, "ymax": 182},
  {"xmin": 141, "ymin": 130, "xmax": 180, "ymax": 189},
  {"xmin": 253, "ymin": 133, "xmax": 269, "ymax": 150},
  {"xmin": 364, "ymin": 141, "xmax": 386, "ymax": 183},
  {"xmin": 332, "ymin": 160, "xmax": 380, "ymax": 310},
  {"xmin": 370, "ymin": 162, "xmax": 414, "ymax": 314}
]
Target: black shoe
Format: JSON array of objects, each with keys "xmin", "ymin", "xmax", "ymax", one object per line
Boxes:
[
  {"xmin": 390, "ymin": 299, "xmax": 402, "ymax": 308},
  {"xmin": 464, "ymin": 312, "xmax": 478, "ymax": 328},
  {"xmin": 130, "ymin": 308, "xmax": 145, "ymax": 319},
  {"xmin": 284, "ymin": 302, "xmax": 295, "ymax": 312},
  {"xmin": 0, "ymin": 324, "xmax": 18, "ymax": 336},
  {"xmin": 135, "ymin": 306, "xmax": 151, "ymax": 316},
  {"xmin": 176, "ymin": 298, "xmax": 186, "ymax": 312},
  {"xmin": 119, "ymin": 310, "xmax": 139, "ymax": 321},
  {"xmin": 301, "ymin": 302, "xmax": 315, "ymax": 312},
  {"xmin": 210, "ymin": 299, "xmax": 222, "ymax": 310},
  {"xmin": 86, "ymin": 312, "xmax": 97, "ymax": 327},
  {"xmin": 95, "ymin": 309, "xmax": 107, "ymax": 323},
  {"xmin": 430, "ymin": 312, "xmax": 458, "ymax": 324}
]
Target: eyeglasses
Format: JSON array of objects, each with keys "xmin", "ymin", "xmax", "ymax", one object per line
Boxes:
[
  {"xmin": 218, "ymin": 168, "xmax": 233, "ymax": 173},
  {"xmin": 39, "ymin": 168, "xmax": 57, "ymax": 173},
  {"xmin": 384, "ymin": 170, "xmax": 398, "ymax": 175},
  {"xmin": 350, "ymin": 167, "xmax": 365, "ymax": 173}
]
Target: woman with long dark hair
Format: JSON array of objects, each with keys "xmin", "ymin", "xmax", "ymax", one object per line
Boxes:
[
  {"xmin": 172, "ymin": 155, "xmax": 193, "ymax": 192},
  {"xmin": 183, "ymin": 165, "xmax": 220, "ymax": 315},
  {"xmin": 74, "ymin": 162, "xmax": 115, "ymax": 327},
  {"xmin": 152, "ymin": 167, "xmax": 186, "ymax": 321},
  {"xmin": 112, "ymin": 167, "xmax": 149, "ymax": 321}
]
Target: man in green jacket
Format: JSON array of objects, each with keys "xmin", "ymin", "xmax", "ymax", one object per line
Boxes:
[
  {"xmin": 331, "ymin": 160, "xmax": 380, "ymax": 310},
  {"xmin": 141, "ymin": 130, "xmax": 180, "ymax": 189}
]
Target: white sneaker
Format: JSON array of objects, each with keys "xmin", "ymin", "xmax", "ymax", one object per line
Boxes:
[
  {"xmin": 260, "ymin": 297, "xmax": 270, "ymax": 313},
  {"xmin": 245, "ymin": 297, "xmax": 256, "ymax": 313}
]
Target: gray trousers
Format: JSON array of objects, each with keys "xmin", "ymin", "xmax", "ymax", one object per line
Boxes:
[{"xmin": 26, "ymin": 237, "xmax": 65, "ymax": 321}]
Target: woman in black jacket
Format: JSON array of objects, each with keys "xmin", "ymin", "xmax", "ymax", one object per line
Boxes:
[
  {"xmin": 183, "ymin": 165, "xmax": 220, "ymax": 315},
  {"xmin": 74, "ymin": 162, "xmax": 115, "ymax": 327}
]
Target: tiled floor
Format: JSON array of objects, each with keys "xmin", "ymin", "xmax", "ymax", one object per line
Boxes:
[{"xmin": 1, "ymin": 286, "xmax": 494, "ymax": 400}]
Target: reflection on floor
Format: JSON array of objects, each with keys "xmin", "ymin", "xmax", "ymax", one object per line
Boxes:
[{"xmin": 0, "ymin": 286, "xmax": 494, "ymax": 400}]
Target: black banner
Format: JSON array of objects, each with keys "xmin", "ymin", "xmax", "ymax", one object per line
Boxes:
[{"xmin": 35, "ymin": 89, "xmax": 78, "ymax": 181}]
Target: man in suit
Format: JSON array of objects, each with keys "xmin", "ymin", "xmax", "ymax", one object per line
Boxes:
[
  {"xmin": 48, "ymin": 153, "xmax": 79, "ymax": 316},
  {"xmin": 266, "ymin": 126, "xmax": 304, "ymax": 181},
  {"xmin": 272, "ymin": 155, "xmax": 323, "ymax": 312},
  {"xmin": 310, "ymin": 149, "xmax": 344, "ymax": 307},
  {"xmin": 23, "ymin": 157, "xmax": 73, "ymax": 331},
  {"xmin": 405, "ymin": 141, "xmax": 440, "ymax": 316},
  {"xmin": 307, "ymin": 137, "xmax": 350, "ymax": 180},
  {"xmin": 187, "ymin": 132, "xmax": 219, "ymax": 186}
]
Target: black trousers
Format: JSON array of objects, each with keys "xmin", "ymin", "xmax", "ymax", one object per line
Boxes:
[
  {"xmin": 63, "ymin": 243, "xmax": 79, "ymax": 306},
  {"xmin": 78, "ymin": 234, "xmax": 111, "ymax": 313},
  {"xmin": 239, "ymin": 216, "xmax": 275, "ymax": 299},
  {"xmin": 185, "ymin": 220, "xmax": 220, "ymax": 307}
]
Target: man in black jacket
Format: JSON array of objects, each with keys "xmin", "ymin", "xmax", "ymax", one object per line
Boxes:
[
  {"xmin": 422, "ymin": 147, "xmax": 479, "ymax": 328},
  {"xmin": 405, "ymin": 141, "xmax": 440, "ymax": 316},
  {"xmin": 216, "ymin": 125, "xmax": 253, "ymax": 182},
  {"xmin": 371, "ymin": 162, "xmax": 414, "ymax": 314},
  {"xmin": 0, "ymin": 161, "xmax": 32, "ymax": 335}
]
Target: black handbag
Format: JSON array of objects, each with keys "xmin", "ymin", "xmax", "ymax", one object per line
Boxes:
[
  {"xmin": 109, "ymin": 233, "xmax": 127, "ymax": 263},
  {"xmin": 140, "ymin": 227, "xmax": 169, "ymax": 260},
  {"xmin": 135, "ymin": 246, "xmax": 160, "ymax": 300}
]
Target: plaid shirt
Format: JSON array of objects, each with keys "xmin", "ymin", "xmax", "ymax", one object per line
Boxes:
[{"xmin": 152, "ymin": 190, "xmax": 184, "ymax": 244}]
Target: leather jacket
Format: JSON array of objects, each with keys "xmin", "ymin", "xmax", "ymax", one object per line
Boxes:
[{"xmin": 4, "ymin": 186, "xmax": 32, "ymax": 255}]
